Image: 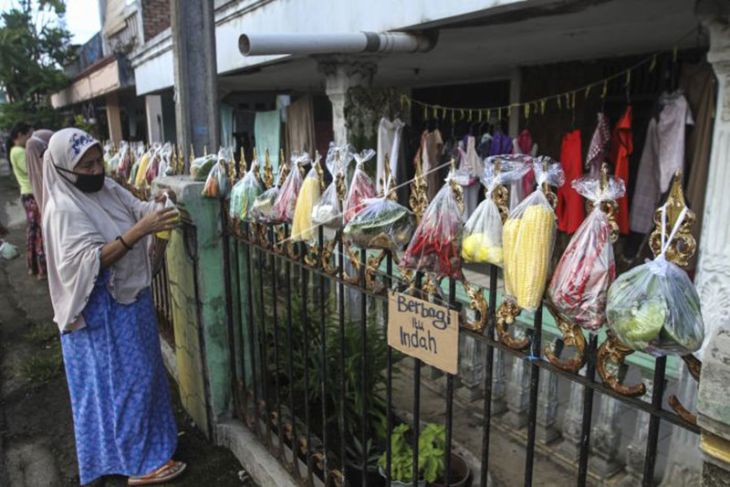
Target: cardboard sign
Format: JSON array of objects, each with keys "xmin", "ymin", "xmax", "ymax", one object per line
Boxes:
[{"xmin": 387, "ymin": 290, "xmax": 459, "ymax": 375}]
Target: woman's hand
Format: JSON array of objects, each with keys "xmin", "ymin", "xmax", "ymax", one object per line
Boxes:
[{"xmin": 134, "ymin": 207, "xmax": 180, "ymax": 237}]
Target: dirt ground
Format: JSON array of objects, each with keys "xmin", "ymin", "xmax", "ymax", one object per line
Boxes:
[{"xmin": 0, "ymin": 171, "xmax": 250, "ymax": 486}]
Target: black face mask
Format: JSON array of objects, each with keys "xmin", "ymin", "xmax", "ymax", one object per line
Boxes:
[{"xmin": 54, "ymin": 165, "xmax": 105, "ymax": 193}]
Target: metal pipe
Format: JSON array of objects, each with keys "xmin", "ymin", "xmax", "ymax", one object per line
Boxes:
[{"xmin": 239, "ymin": 31, "xmax": 436, "ymax": 56}]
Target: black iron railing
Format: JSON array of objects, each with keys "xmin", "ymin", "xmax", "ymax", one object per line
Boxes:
[
  {"xmin": 223, "ymin": 215, "xmax": 698, "ymax": 487},
  {"xmin": 152, "ymin": 253, "xmax": 175, "ymax": 345}
]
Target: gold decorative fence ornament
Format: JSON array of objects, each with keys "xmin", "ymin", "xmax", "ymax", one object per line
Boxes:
[
  {"xmin": 597, "ymin": 172, "xmax": 699, "ymax": 407},
  {"xmin": 409, "ymin": 153, "xmax": 428, "ymax": 222}
]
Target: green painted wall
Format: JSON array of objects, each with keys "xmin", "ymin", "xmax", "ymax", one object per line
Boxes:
[{"xmin": 155, "ymin": 176, "xmax": 233, "ymax": 437}]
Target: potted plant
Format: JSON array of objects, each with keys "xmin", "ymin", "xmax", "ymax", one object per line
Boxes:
[{"xmin": 378, "ymin": 423, "xmax": 471, "ymax": 487}]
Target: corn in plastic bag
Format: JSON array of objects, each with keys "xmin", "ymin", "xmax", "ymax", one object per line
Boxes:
[
  {"xmin": 502, "ymin": 158, "xmax": 564, "ymax": 310},
  {"xmin": 291, "ymin": 154, "xmax": 322, "ymax": 241},
  {"xmin": 462, "ymin": 157, "xmax": 531, "ymax": 265},
  {"xmin": 548, "ymin": 176, "xmax": 625, "ymax": 331},
  {"xmin": 606, "ymin": 207, "xmax": 704, "ymax": 356},
  {"xmin": 343, "ymin": 149, "xmax": 376, "ymax": 224},
  {"xmin": 400, "ymin": 177, "xmax": 464, "ymax": 278}
]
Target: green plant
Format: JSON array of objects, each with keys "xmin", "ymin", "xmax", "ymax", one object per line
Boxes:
[
  {"xmin": 346, "ymin": 436, "xmax": 380, "ymax": 470},
  {"xmin": 378, "ymin": 423, "xmax": 446, "ymax": 483},
  {"xmin": 20, "ymin": 340, "xmax": 62, "ymax": 383}
]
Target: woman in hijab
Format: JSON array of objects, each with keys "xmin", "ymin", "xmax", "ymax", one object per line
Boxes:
[
  {"xmin": 7, "ymin": 122, "xmax": 46, "ymax": 278},
  {"xmin": 25, "ymin": 129, "xmax": 53, "ymax": 215},
  {"xmin": 42, "ymin": 128, "xmax": 186, "ymax": 486}
]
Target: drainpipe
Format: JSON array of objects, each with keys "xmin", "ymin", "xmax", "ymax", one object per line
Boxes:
[{"xmin": 239, "ymin": 31, "xmax": 437, "ymax": 56}]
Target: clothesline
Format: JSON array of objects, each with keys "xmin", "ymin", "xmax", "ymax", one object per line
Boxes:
[{"xmin": 400, "ymin": 27, "xmax": 698, "ymax": 123}]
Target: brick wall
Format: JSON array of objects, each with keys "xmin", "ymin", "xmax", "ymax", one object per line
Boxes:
[{"xmin": 142, "ymin": 0, "xmax": 170, "ymax": 41}]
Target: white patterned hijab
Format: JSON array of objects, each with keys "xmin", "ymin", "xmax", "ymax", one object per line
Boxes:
[{"xmin": 42, "ymin": 128, "xmax": 159, "ymax": 332}]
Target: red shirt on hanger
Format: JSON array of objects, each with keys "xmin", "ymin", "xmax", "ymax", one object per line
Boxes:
[
  {"xmin": 557, "ymin": 129, "xmax": 585, "ymax": 233},
  {"xmin": 610, "ymin": 106, "xmax": 633, "ymax": 235}
]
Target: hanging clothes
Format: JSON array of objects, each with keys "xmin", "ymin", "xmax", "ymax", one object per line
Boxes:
[
  {"xmin": 457, "ymin": 135, "xmax": 482, "ymax": 217},
  {"xmin": 285, "ymin": 95, "xmax": 316, "ymax": 157},
  {"xmin": 681, "ymin": 63, "xmax": 716, "ymax": 272},
  {"xmin": 586, "ymin": 113, "xmax": 611, "ymax": 178},
  {"xmin": 630, "ymin": 91, "xmax": 694, "ymax": 234},
  {"xmin": 557, "ymin": 129, "xmax": 585, "ymax": 234},
  {"xmin": 514, "ymin": 129, "xmax": 537, "ymax": 195},
  {"xmin": 489, "ymin": 130, "xmax": 512, "ymax": 156},
  {"xmin": 376, "ymin": 117, "xmax": 405, "ymax": 193},
  {"xmin": 418, "ymin": 128, "xmax": 444, "ymax": 201},
  {"xmin": 610, "ymin": 106, "xmax": 633, "ymax": 235},
  {"xmin": 254, "ymin": 110, "xmax": 282, "ymax": 173}
]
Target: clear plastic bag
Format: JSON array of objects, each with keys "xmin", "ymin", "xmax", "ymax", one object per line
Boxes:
[
  {"xmin": 343, "ymin": 197, "xmax": 415, "ymax": 252},
  {"xmin": 238, "ymin": 164, "xmax": 262, "ymax": 221},
  {"xmin": 291, "ymin": 155, "xmax": 322, "ymax": 241},
  {"xmin": 155, "ymin": 193, "xmax": 180, "ymax": 240},
  {"xmin": 312, "ymin": 144, "xmax": 353, "ymax": 230},
  {"xmin": 502, "ymin": 158, "xmax": 564, "ymax": 310},
  {"xmin": 400, "ymin": 178, "xmax": 464, "ymax": 278},
  {"xmin": 461, "ymin": 158, "xmax": 531, "ymax": 265},
  {"xmin": 191, "ymin": 154, "xmax": 217, "ymax": 181},
  {"xmin": 201, "ymin": 159, "xmax": 229, "ymax": 198},
  {"xmin": 606, "ymin": 207, "xmax": 704, "ymax": 356},
  {"xmin": 548, "ymin": 176, "xmax": 625, "ymax": 331},
  {"xmin": 272, "ymin": 152, "xmax": 311, "ymax": 223},
  {"xmin": 115, "ymin": 142, "xmax": 132, "ymax": 179},
  {"xmin": 343, "ymin": 149, "xmax": 376, "ymax": 224},
  {"xmin": 251, "ymin": 187, "xmax": 280, "ymax": 223}
]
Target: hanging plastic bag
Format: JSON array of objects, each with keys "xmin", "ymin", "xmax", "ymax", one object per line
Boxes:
[
  {"xmin": 201, "ymin": 158, "xmax": 229, "ymax": 198},
  {"xmin": 343, "ymin": 149, "xmax": 376, "ymax": 224},
  {"xmin": 291, "ymin": 154, "xmax": 322, "ymax": 241},
  {"xmin": 155, "ymin": 194, "xmax": 180, "ymax": 240},
  {"xmin": 269, "ymin": 152, "xmax": 310, "ymax": 223},
  {"xmin": 548, "ymin": 176, "xmax": 625, "ymax": 331},
  {"xmin": 191, "ymin": 154, "xmax": 217, "ymax": 181},
  {"xmin": 606, "ymin": 207, "xmax": 704, "ymax": 356},
  {"xmin": 461, "ymin": 158, "xmax": 531, "ymax": 265},
  {"xmin": 343, "ymin": 197, "xmax": 415, "ymax": 253},
  {"xmin": 144, "ymin": 145, "xmax": 162, "ymax": 185},
  {"xmin": 115, "ymin": 142, "xmax": 131, "ymax": 179},
  {"xmin": 0, "ymin": 241, "xmax": 19, "ymax": 260},
  {"xmin": 502, "ymin": 157, "xmax": 564, "ymax": 310},
  {"xmin": 230, "ymin": 162, "xmax": 262, "ymax": 220},
  {"xmin": 312, "ymin": 143, "xmax": 353, "ymax": 230},
  {"xmin": 400, "ymin": 176, "xmax": 464, "ymax": 278}
]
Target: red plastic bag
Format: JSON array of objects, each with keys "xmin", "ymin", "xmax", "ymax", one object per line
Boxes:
[{"xmin": 272, "ymin": 153, "xmax": 310, "ymax": 223}]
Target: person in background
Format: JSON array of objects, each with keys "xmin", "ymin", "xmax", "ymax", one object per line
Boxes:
[
  {"xmin": 42, "ymin": 128, "xmax": 186, "ymax": 486},
  {"xmin": 7, "ymin": 122, "xmax": 46, "ymax": 279},
  {"xmin": 25, "ymin": 129, "xmax": 53, "ymax": 216}
]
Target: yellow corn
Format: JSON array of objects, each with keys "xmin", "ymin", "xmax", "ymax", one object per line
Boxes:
[
  {"xmin": 503, "ymin": 205, "xmax": 555, "ymax": 310},
  {"xmin": 134, "ymin": 152, "xmax": 151, "ymax": 188},
  {"xmin": 291, "ymin": 175, "xmax": 320, "ymax": 241}
]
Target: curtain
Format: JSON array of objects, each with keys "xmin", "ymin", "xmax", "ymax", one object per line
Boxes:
[{"xmin": 285, "ymin": 95, "xmax": 316, "ymax": 157}]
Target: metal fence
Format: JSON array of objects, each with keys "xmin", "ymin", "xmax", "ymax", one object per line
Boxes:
[
  {"xmin": 152, "ymin": 259, "xmax": 175, "ymax": 345},
  {"xmin": 222, "ymin": 208, "xmax": 699, "ymax": 487}
]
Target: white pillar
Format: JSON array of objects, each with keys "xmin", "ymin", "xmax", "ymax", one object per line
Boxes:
[
  {"xmin": 695, "ymin": 2, "xmax": 730, "ymax": 360},
  {"xmin": 319, "ymin": 56, "xmax": 377, "ymax": 146},
  {"xmin": 145, "ymin": 95, "xmax": 164, "ymax": 143}
]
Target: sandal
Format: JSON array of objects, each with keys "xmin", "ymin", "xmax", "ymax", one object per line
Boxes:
[{"xmin": 127, "ymin": 460, "xmax": 187, "ymax": 486}]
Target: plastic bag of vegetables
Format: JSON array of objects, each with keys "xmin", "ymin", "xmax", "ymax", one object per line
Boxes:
[
  {"xmin": 400, "ymin": 175, "xmax": 464, "ymax": 278},
  {"xmin": 343, "ymin": 197, "xmax": 415, "ymax": 253},
  {"xmin": 312, "ymin": 143, "xmax": 353, "ymax": 230},
  {"xmin": 548, "ymin": 176, "xmax": 625, "ymax": 331},
  {"xmin": 201, "ymin": 159, "xmax": 229, "ymax": 198},
  {"xmin": 115, "ymin": 142, "xmax": 132, "ymax": 179},
  {"xmin": 291, "ymin": 153, "xmax": 322, "ymax": 241},
  {"xmin": 272, "ymin": 152, "xmax": 311, "ymax": 223},
  {"xmin": 462, "ymin": 158, "xmax": 531, "ymax": 265},
  {"xmin": 343, "ymin": 149, "xmax": 376, "ymax": 224},
  {"xmin": 606, "ymin": 207, "xmax": 704, "ymax": 356},
  {"xmin": 238, "ymin": 163, "xmax": 262, "ymax": 221},
  {"xmin": 502, "ymin": 157, "xmax": 564, "ymax": 310},
  {"xmin": 191, "ymin": 154, "xmax": 217, "ymax": 181}
]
